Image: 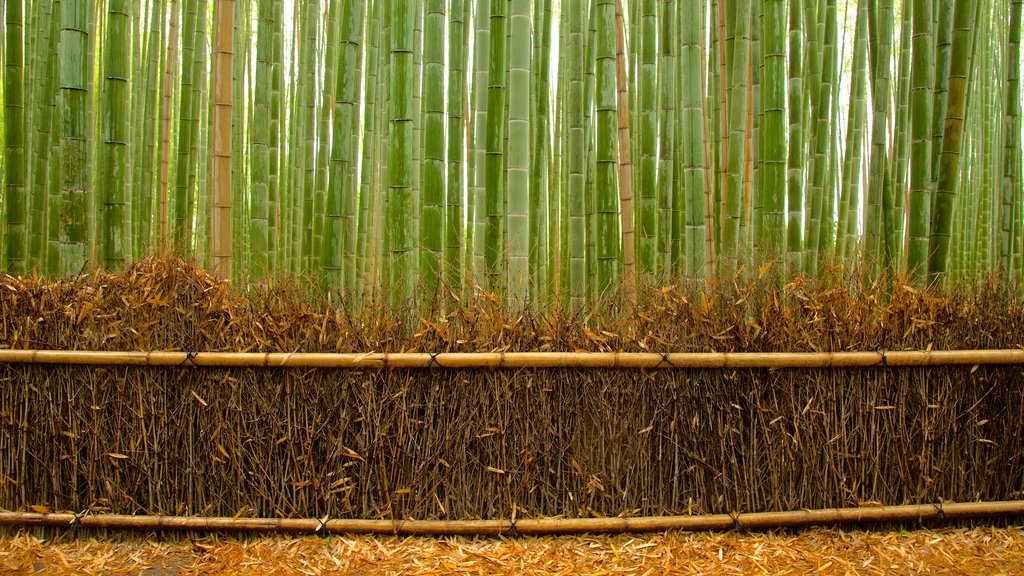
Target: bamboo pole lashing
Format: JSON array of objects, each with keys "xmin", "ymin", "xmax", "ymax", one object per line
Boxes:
[
  {"xmin": 1, "ymin": 501, "xmax": 1021, "ymax": 536},
  {"xmin": 0, "ymin": 349, "xmax": 1022, "ymax": 369}
]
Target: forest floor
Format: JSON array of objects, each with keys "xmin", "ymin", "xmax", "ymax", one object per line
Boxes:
[{"xmin": 2, "ymin": 526, "xmax": 1024, "ymax": 575}]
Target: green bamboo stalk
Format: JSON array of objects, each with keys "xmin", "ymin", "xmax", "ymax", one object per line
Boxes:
[
  {"xmin": 657, "ymin": 0, "xmax": 676, "ymax": 278},
  {"xmin": 194, "ymin": 8, "xmax": 212, "ymax": 267},
  {"xmin": 565, "ymin": 0, "xmax": 586, "ymax": 304},
  {"xmin": 928, "ymin": 0, "xmax": 979, "ymax": 279},
  {"xmin": 171, "ymin": 0, "xmax": 199, "ymax": 250},
  {"xmin": 54, "ymin": 0, "xmax": 91, "ymax": 276},
  {"xmin": 250, "ymin": 0, "xmax": 272, "ymax": 276},
  {"xmin": 419, "ymin": 0, "xmax": 445, "ymax": 297},
  {"xmin": 530, "ymin": 0, "xmax": 552, "ymax": 302},
  {"xmin": 4, "ymin": 0, "xmax": 27, "ymax": 272},
  {"xmin": 550, "ymin": 7, "xmax": 564, "ymax": 301},
  {"xmin": 864, "ymin": 0, "xmax": 893, "ymax": 274},
  {"xmin": 635, "ymin": 0, "xmax": 657, "ymax": 278},
  {"xmin": 836, "ymin": 0, "xmax": 867, "ymax": 264},
  {"xmin": 411, "ymin": 1, "xmax": 423, "ymax": 278},
  {"xmin": 785, "ymin": 0, "xmax": 804, "ymax": 274},
  {"xmin": 158, "ymin": 0, "xmax": 177, "ymax": 253},
  {"xmin": 128, "ymin": 0, "xmax": 145, "ymax": 251},
  {"xmin": 28, "ymin": 0, "xmax": 59, "ymax": 270},
  {"xmin": 445, "ymin": 0, "xmax": 467, "ymax": 292},
  {"xmin": 324, "ymin": 0, "xmax": 364, "ymax": 290},
  {"xmin": 314, "ymin": 0, "xmax": 340, "ymax": 279},
  {"xmin": 710, "ymin": 0, "xmax": 723, "ymax": 263},
  {"xmin": 585, "ymin": 0, "xmax": 597, "ymax": 299},
  {"xmin": 722, "ymin": 0, "xmax": 752, "ymax": 274},
  {"xmin": 613, "ymin": 0, "xmax": 635, "ymax": 302},
  {"xmin": 231, "ymin": 0, "xmax": 249, "ymax": 280},
  {"xmin": 1001, "ymin": 0, "xmax": 1022, "ymax": 272},
  {"xmin": 386, "ymin": 0, "xmax": 415, "ymax": 302},
  {"xmin": 298, "ymin": 0, "xmax": 319, "ymax": 274},
  {"xmin": 680, "ymin": 0, "xmax": 707, "ymax": 279},
  {"xmin": 484, "ymin": 0, "xmax": 507, "ymax": 292},
  {"xmin": 277, "ymin": 1, "xmax": 298, "ymax": 272},
  {"xmin": 100, "ymin": 0, "xmax": 131, "ymax": 269},
  {"xmin": 905, "ymin": 0, "xmax": 935, "ymax": 283},
  {"xmin": 594, "ymin": 0, "xmax": 620, "ymax": 292},
  {"xmin": 889, "ymin": 0, "xmax": 913, "ymax": 265},
  {"xmin": 137, "ymin": 0, "xmax": 166, "ymax": 255},
  {"xmin": 357, "ymin": 0, "xmax": 379, "ymax": 295},
  {"xmin": 506, "ymin": 0, "xmax": 531, "ymax": 300},
  {"xmin": 748, "ymin": 0, "xmax": 761, "ymax": 254},
  {"xmin": 268, "ymin": 0, "xmax": 283, "ymax": 270},
  {"xmin": 930, "ymin": 0, "xmax": 955, "ymax": 185},
  {"xmin": 468, "ymin": 0, "xmax": 488, "ymax": 283},
  {"xmin": 805, "ymin": 0, "xmax": 836, "ymax": 275},
  {"xmin": 193, "ymin": 2, "xmax": 213, "ymax": 264},
  {"xmin": 758, "ymin": 0, "xmax": 785, "ymax": 265}
]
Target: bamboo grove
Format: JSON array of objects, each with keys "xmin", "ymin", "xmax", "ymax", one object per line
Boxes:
[{"xmin": 1, "ymin": 0, "xmax": 1023, "ymax": 306}]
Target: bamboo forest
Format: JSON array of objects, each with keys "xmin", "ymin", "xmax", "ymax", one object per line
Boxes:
[{"xmin": 1, "ymin": 0, "xmax": 1023, "ymax": 305}]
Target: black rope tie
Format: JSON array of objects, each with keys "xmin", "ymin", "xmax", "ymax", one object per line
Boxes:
[
  {"xmin": 659, "ymin": 352, "xmax": 675, "ymax": 368},
  {"xmin": 878, "ymin": 350, "xmax": 888, "ymax": 368},
  {"xmin": 425, "ymin": 352, "xmax": 443, "ymax": 368},
  {"xmin": 70, "ymin": 510, "xmax": 86, "ymax": 533},
  {"xmin": 731, "ymin": 511, "xmax": 742, "ymax": 531},
  {"xmin": 316, "ymin": 515, "xmax": 330, "ymax": 536},
  {"xmin": 180, "ymin": 351, "xmax": 198, "ymax": 367},
  {"xmin": 937, "ymin": 501, "xmax": 949, "ymax": 521},
  {"xmin": 508, "ymin": 517, "xmax": 520, "ymax": 536}
]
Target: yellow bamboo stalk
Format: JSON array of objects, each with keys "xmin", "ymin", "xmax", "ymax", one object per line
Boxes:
[
  {"xmin": 210, "ymin": 0, "xmax": 234, "ymax": 278},
  {"xmin": 0, "ymin": 349, "xmax": 1023, "ymax": 369},
  {"xmin": 1, "ymin": 501, "xmax": 1020, "ymax": 535},
  {"xmin": 613, "ymin": 0, "xmax": 635, "ymax": 306},
  {"xmin": 159, "ymin": 0, "xmax": 180, "ymax": 253}
]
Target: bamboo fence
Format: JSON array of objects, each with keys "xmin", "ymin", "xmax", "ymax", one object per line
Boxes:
[{"xmin": 1, "ymin": 259, "xmax": 1022, "ymax": 522}]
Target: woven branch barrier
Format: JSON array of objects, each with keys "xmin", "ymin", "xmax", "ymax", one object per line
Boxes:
[
  {"xmin": 1, "ymin": 349, "xmax": 1024, "ymax": 369},
  {"xmin": 2, "ymin": 259, "xmax": 1024, "ymax": 523},
  {"xmin": 3, "ymin": 501, "xmax": 1022, "ymax": 536}
]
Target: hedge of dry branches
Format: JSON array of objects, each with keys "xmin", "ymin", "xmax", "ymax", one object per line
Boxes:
[{"xmin": 0, "ymin": 258, "xmax": 1022, "ymax": 520}]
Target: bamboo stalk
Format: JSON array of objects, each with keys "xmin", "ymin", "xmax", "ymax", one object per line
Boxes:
[
  {"xmin": 1, "ymin": 349, "xmax": 1024, "ymax": 369},
  {"xmin": 2, "ymin": 500, "xmax": 1020, "ymax": 536}
]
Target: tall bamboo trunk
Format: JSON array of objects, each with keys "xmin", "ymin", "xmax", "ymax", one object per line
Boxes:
[
  {"xmin": 1001, "ymin": 0, "xmax": 1022, "ymax": 273},
  {"xmin": 484, "ymin": 0, "xmax": 507, "ymax": 293},
  {"xmin": 210, "ymin": 0, "xmax": 234, "ymax": 279},
  {"xmin": 681, "ymin": 0, "xmax": 707, "ymax": 279},
  {"xmin": 759, "ymin": 0, "xmax": 786, "ymax": 265},
  {"xmin": 386, "ymin": 0, "xmax": 416, "ymax": 303},
  {"xmin": 928, "ymin": 0, "xmax": 979, "ymax": 279},
  {"xmin": 905, "ymin": 0, "xmax": 935, "ymax": 283},
  {"xmin": 100, "ymin": 0, "xmax": 131, "ymax": 270},
  {"xmin": 4, "ymin": 0, "xmax": 27, "ymax": 272},
  {"xmin": 613, "ymin": 0, "xmax": 635, "ymax": 304},
  {"xmin": 54, "ymin": 0, "xmax": 92, "ymax": 276},
  {"xmin": 594, "ymin": 0, "xmax": 621, "ymax": 293},
  {"xmin": 420, "ymin": 0, "xmax": 446, "ymax": 299},
  {"xmin": 445, "ymin": 0, "xmax": 467, "ymax": 294}
]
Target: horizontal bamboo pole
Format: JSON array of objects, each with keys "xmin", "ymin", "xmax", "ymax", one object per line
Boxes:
[
  {"xmin": 1, "ymin": 501, "xmax": 1021, "ymax": 536},
  {"xmin": 0, "ymin": 348, "xmax": 1022, "ymax": 369}
]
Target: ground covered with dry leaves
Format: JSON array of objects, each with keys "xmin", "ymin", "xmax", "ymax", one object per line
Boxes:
[{"xmin": 1, "ymin": 527, "xmax": 1023, "ymax": 575}]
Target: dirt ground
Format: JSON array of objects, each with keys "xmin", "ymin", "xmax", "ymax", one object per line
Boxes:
[{"xmin": 2, "ymin": 527, "xmax": 1024, "ymax": 575}]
